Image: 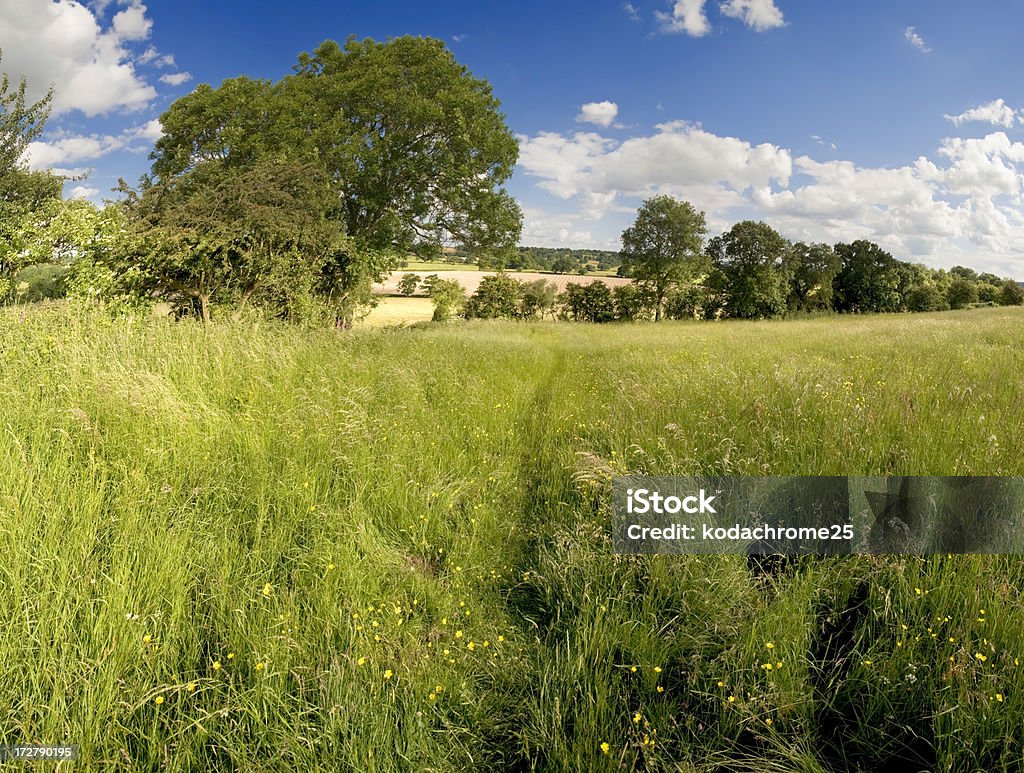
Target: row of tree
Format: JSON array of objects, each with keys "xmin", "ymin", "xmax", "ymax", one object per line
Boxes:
[{"xmin": 613, "ymin": 196, "xmax": 1023, "ymax": 321}]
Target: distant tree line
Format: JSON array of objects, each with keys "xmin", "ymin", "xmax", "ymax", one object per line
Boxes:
[{"xmin": 419, "ymin": 196, "xmax": 1023, "ymax": 324}]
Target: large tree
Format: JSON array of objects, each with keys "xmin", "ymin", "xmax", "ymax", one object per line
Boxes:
[
  {"xmin": 620, "ymin": 195, "xmax": 707, "ymax": 321},
  {"xmin": 142, "ymin": 37, "xmax": 522, "ymax": 322},
  {"xmin": 283, "ymin": 37, "xmax": 522, "ymax": 261},
  {"xmin": 707, "ymin": 220, "xmax": 791, "ymax": 319},
  {"xmin": 784, "ymin": 241, "xmax": 839, "ymax": 312},
  {"xmin": 833, "ymin": 240, "xmax": 902, "ymax": 313}
]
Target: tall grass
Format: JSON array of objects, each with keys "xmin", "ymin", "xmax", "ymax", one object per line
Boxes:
[{"xmin": 1, "ymin": 304, "xmax": 1023, "ymax": 770}]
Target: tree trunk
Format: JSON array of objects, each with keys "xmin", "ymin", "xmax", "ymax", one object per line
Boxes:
[{"xmin": 199, "ymin": 295, "xmax": 211, "ymax": 324}]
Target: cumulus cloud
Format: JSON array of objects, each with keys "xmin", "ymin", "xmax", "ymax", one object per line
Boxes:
[
  {"xmin": 68, "ymin": 185, "xmax": 100, "ymax": 200},
  {"xmin": 623, "ymin": 3, "xmax": 641, "ymax": 21},
  {"xmin": 904, "ymin": 26, "xmax": 931, "ymax": 53},
  {"xmin": 24, "ymin": 119, "xmax": 163, "ymax": 170},
  {"xmin": 719, "ymin": 0, "xmax": 784, "ymax": 31},
  {"xmin": 656, "ymin": 0, "xmax": 710, "ymax": 36},
  {"xmin": 517, "ymin": 121, "xmax": 1024, "ymax": 268},
  {"xmin": 576, "ymin": 101, "xmax": 619, "ymax": 128},
  {"xmin": 0, "ymin": 0, "xmax": 162, "ymax": 116},
  {"xmin": 159, "ymin": 72, "xmax": 192, "ymax": 86},
  {"xmin": 944, "ymin": 99, "xmax": 1019, "ymax": 128}
]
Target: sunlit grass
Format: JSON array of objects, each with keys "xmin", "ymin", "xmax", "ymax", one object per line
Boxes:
[{"xmin": 1, "ymin": 304, "xmax": 1023, "ymax": 770}]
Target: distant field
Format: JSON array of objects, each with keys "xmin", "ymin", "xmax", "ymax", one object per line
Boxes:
[
  {"xmin": 359, "ymin": 295, "xmax": 436, "ymax": 326},
  {"xmin": 401, "ymin": 259, "xmax": 480, "ymax": 272},
  {"xmin": 3, "ymin": 305, "xmax": 1024, "ymax": 770},
  {"xmin": 375, "ymin": 269, "xmax": 631, "ymax": 296}
]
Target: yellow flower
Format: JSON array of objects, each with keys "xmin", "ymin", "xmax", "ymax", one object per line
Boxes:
[
  {"xmin": 455, "ymin": 630, "xmax": 463, "ymax": 639},
  {"xmin": 357, "ymin": 657, "xmax": 366, "ymax": 666},
  {"xmin": 429, "ymin": 693, "xmax": 436, "ymax": 701},
  {"xmin": 717, "ymin": 681, "xmax": 724, "ymax": 688},
  {"xmin": 262, "ymin": 583, "xmax": 272, "ymax": 597},
  {"xmin": 765, "ymin": 718, "xmax": 773, "ymax": 726},
  {"xmin": 633, "ymin": 712, "xmax": 642, "ymax": 724},
  {"xmin": 728, "ymin": 696, "xmax": 736, "ymax": 703},
  {"xmin": 600, "ymin": 742, "xmax": 610, "ymax": 755},
  {"xmin": 154, "ymin": 695, "xmax": 164, "ymax": 705},
  {"xmin": 327, "ymin": 563, "xmax": 335, "ymax": 571},
  {"xmin": 996, "ymin": 693, "xmax": 1004, "ymax": 702},
  {"xmin": 212, "ymin": 661, "xmax": 221, "ymax": 671},
  {"xmin": 143, "ymin": 634, "xmax": 152, "ymax": 644},
  {"xmin": 653, "ymin": 666, "xmax": 662, "ymax": 673},
  {"xmin": 766, "ymin": 642, "xmax": 774, "ymax": 650},
  {"xmin": 975, "ymin": 653, "xmax": 988, "ymax": 662},
  {"xmin": 187, "ymin": 682, "xmax": 196, "ymax": 692},
  {"xmin": 497, "ymin": 635, "xmax": 504, "ymax": 642},
  {"xmin": 383, "ymin": 669, "xmax": 393, "ymax": 679},
  {"xmin": 256, "ymin": 662, "xmax": 265, "ymax": 671},
  {"xmin": 656, "ymin": 686, "xmax": 665, "ymax": 693},
  {"xmin": 227, "ymin": 653, "xmax": 235, "ymax": 660},
  {"xmin": 630, "ymin": 666, "xmax": 637, "ymax": 673},
  {"xmin": 467, "ymin": 641, "xmax": 476, "ymax": 651}
]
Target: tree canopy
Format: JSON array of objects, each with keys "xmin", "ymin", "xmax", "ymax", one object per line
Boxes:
[
  {"xmin": 620, "ymin": 195, "xmax": 707, "ymax": 320},
  {"xmin": 129, "ymin": 36, "xmax": 523, "ymax": 322}
]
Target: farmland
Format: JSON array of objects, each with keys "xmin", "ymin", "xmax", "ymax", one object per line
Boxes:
[{"xmin": 2, "ymin": 305, "xmax": 1024, "ymax": 770}]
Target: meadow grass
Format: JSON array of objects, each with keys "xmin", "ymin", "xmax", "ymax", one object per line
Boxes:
[{"xmin": 1, "ymin": 304, "xmax": 1023, "ymax": 770}]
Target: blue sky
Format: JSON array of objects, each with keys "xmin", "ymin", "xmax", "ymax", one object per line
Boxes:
[{"xmin": 4, "ymin": 0, "xmax": 1024, "ymax": 277}]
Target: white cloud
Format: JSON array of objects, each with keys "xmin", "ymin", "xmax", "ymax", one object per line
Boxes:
[
  {"xmin": 0, "ymin": 0, "xmax": 159, "ymax": 116},
  {"xmin": 656, "ymin": 0, "xmax": 710, "ymax": 36},
  {"xmin": 452, "ymin": 34, "xmax": 466, "ymax": 43},
  {"xmin": 623, "ymin": 3, "xmax": 641, "ymax": 21},
  {"xmin": 24, "ymin": 119, "xmax": 163, "ymax": 170},
  {"xmin": 111, "ymin": 3, "xmax": 151, "ymax": 41},
  {"xmin": 517, "ymin": 122, "xmax": 1024, "ymax": 272},
  {"xmin": 904, "ymin": 26, "xmax": 931, "ymax": 53},
  {"xmin": 159, "ymin": 72, "xmax": 192, "ymax": 86},
  {"xmin": 719, "ymin": 0, "xmax": 784, "ymax": 31},
  {"xmin": 576, "ymin": 101, "xmax": 619, "ymax": 128},
  {"xmin": 944, "ymin": 99, "xmax": 1019, "ymax": 128},
  {"xmin": 68, "ymin": 185, "xmax": 100, "ymax": 200},
  {"xmin": 138, "ymin": 46, "xmax": 175, "ymax": 67}
]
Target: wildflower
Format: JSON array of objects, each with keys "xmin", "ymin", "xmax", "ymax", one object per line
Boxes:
[
  {"xmin": 728, "ymin": 696, "xmax": 736, "ymax": 703},
  {"xmin": 143, "ymin": 634, "xmax": 152, "ymax": 644},
  {"xmin": 765, "ymin": 718, "xmax": 772, "ymax": 726},
  {"xmin": 383, "ymin": 669, "xmax": 393, "ymax": 679},
  {"xmin": 766, "ymin": 642, "xmax": 774, "ymax": 650},
  {"xmin": 975, "ymin": 653, "xmax": 988, "ymax": 662},
  {"xmin": 154, "ymin": 696, "xmax": 164, "ymax": 705},
  {"xmin": 497, "ymin": 635, "xmax": 505, "ymax": 642},
  {"xmin": 656, "ymin": 686, "xmax": 664, "ymax": 693},
  {"xmin": 653, "ymin": 666, "xmax": 662, "ymax": 673},
  {"xmin": 630, "ymin": 666, "xmax": 637, "ymax": 673},
  {"xmin": 996, "ymin": 693, "xmax": 1004, "ymax": 702},
  {"xmin": 256, "ymin": 662, "xmax": 265, "ymax": 671},
  {"xmin": 717, "ymin": 681, "xmax": 724, "ymax": 688},
  {"xmin": 262, "ymin": 583, "xmax": 272, "ymax": 597},
  {"xmin": 633, "ymin": 712, "xmax": 642, "ymax": 724},
  {"xmin": 455, "ymin": 630, "xmax": 463, "ymax": 639},
  {"xmin": 212, "ymin": 661, "xmax": 221, "ymax": 671},
  {"xmin": 642, "ymin": 735, "xmax": 655, "ymax": 749},
  {"xmin": 327, "ymin": 563, "xmax": 335, "ymax": 571},
  {"xmin": 429, "ymin": 693, "xmax": 436, "ymax": 701},
  {"xmin": 600, "ymin": 742, "xmax": 610, "ymax": 755},
  {"xmin": 228, "ymin": 653, "xmax": 235, "ymax": 660},
  {"xmin": 467, "ymin": 641, "xmax": 476, "ymax": 651}
]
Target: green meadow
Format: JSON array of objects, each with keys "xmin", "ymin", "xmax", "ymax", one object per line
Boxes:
[{"xmin": 2, "ymin": 304, "xmax": 1024, "ymax": 771}]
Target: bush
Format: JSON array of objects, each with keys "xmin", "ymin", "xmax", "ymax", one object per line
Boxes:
[
  {"xmin": 465, "ymin": 274, "xmax": 521, "ymax": 319},
  {"xmin": 8, "ymin": 263, "xmax": 68, "ymax": 303}
]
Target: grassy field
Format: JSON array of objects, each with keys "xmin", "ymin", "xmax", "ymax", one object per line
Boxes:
[{"xmin": 2, "ymin": 305, "xmax": 1024, "ymax": 770}]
